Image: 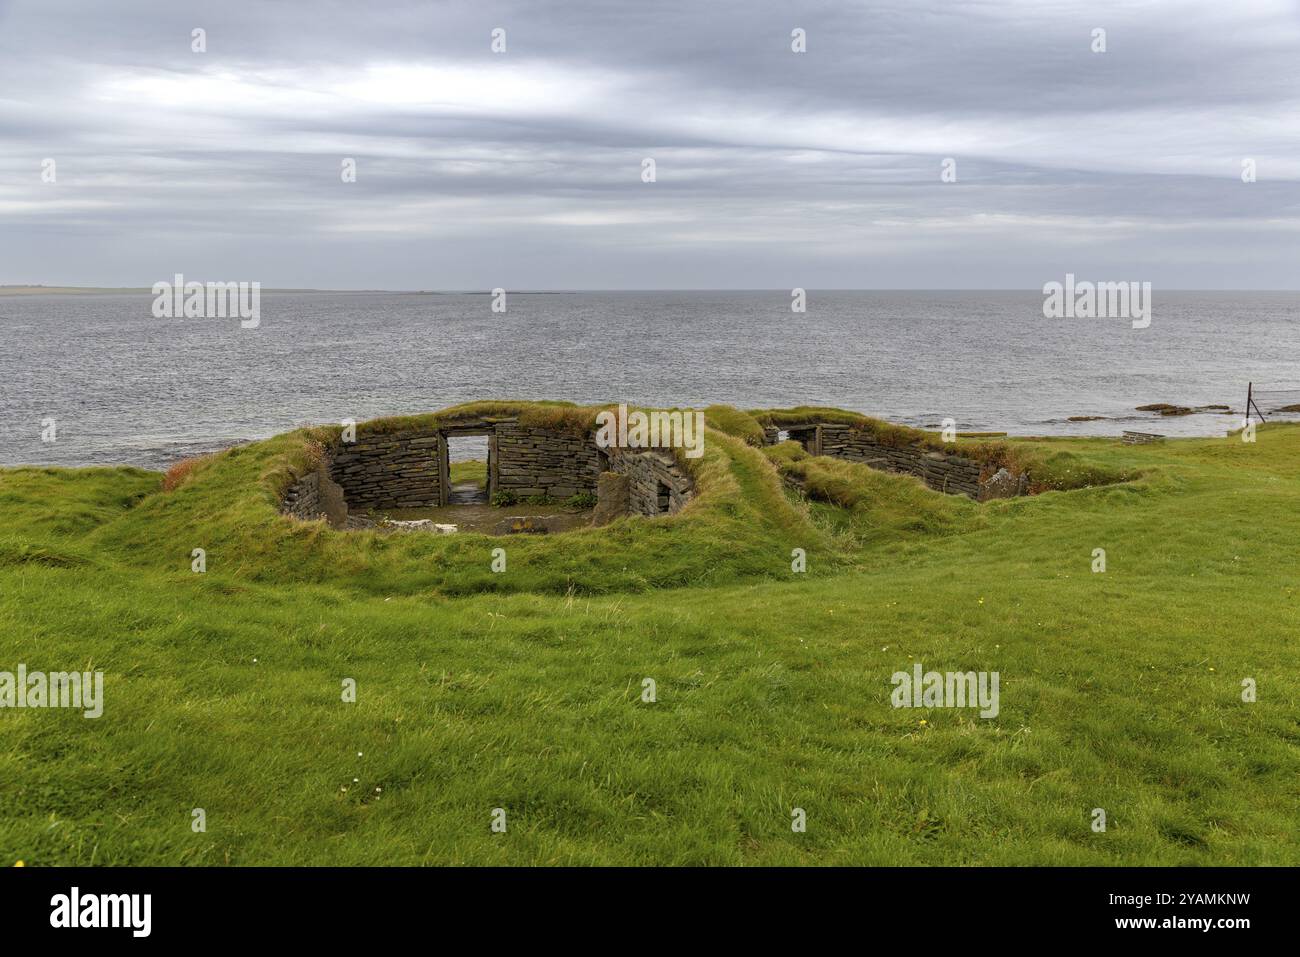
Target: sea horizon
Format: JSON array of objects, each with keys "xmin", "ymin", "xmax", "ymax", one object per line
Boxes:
[
  {"xmin": 6, "ymin": 285, "xmax": 1300, "ymax": 293},
  {"xmin": 5, "ymin": 288, "xmax": 1298, "ymax": 470}
]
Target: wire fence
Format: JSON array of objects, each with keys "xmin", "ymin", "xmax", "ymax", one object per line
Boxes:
[{"xmin": 1245, "ymin": 383, "xmax": 1300, "ymax": 422}]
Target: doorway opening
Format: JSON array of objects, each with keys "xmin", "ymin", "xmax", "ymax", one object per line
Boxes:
[
  {"xmin": 656, "ymin": 479, "xmax": 672, "ymax": 513},
  {"xmin": 444, "ymin": 432, "xmax": 492, "ymax": 505}
]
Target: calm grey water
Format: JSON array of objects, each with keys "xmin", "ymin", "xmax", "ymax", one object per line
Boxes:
[{"xmin": 3, "ymin": 290, "xmax": 1298, "ymax": 470}]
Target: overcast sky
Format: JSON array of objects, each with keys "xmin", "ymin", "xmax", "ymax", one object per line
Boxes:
[{"xmin": 1, "ymin": 0, "xmax": 1297, "ymax": 289}]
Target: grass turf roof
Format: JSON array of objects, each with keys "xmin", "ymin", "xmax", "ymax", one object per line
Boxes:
[{"xmin": 750, "ymin": 405, "xmax": 1022, "ymax": 470}]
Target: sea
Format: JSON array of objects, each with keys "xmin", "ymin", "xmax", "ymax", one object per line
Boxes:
[{"xmin": 3, "ymin": 290, "xmax": 1298, "ymax": 469}]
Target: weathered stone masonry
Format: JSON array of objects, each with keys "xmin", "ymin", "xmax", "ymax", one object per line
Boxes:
[
  {"xmin": 282, "ymin": 463, "xmax": 350, "ymax": 523},
  {"xmin": 281, "ymin": 468, "xmax": 325, "ymax": 518},
  {"xmin": 492, "ymin": 422, "xmax": 605, "ymax": 500},
  {"xmin": 779, "ymin": 423, "xmax": 1025, "ymax": 500},
  {"xmin": 282, "ymin": 415, "xmax": 696, "ymax": 522},
  {"xmin": 608, "ymin": 447, "xmax": 694, "ymax": 515},
  {"xmin": 330, "ymin": 429, "xmax": 445, "ymax": 511}
]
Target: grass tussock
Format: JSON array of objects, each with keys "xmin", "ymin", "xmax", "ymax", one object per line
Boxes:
[
  {"xmin": 704, "ymin": 404, "xmax": 766, "ymax": 446},
  {"xmin": 355, "ymin": 400, "xmax": 611, "ymax": 439},
  {"xmin": 162, "ymin": 453, "xmax": 218, "ymax": 492},
  {"xmin": 766, "ymin": 443, "xmax": 982, "ymax": 544}
]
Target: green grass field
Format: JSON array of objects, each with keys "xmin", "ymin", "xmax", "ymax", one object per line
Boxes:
[
  {"xmin": 1, "ymin": 404, "xmax": 1296, "ymax": 865},
  {"xmin": 449, "ymin": 459, "xmax": 487, "ymax": 489}
]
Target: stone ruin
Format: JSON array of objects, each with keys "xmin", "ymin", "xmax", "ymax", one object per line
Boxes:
[
  {"xmin": 281, "ymin": 409, "xmax": 1030, "ymax": 532},
  {"xmin": 764, "ymin": 422, "xmax": 1027, "ymax": 501},
  {"xmin": 282, "ymin": 414, "xmax": 695, "ymax": 530}
]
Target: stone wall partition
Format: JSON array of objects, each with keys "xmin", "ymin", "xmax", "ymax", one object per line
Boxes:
[
  {"xmin": 492, "ymin": 421, "xmax": 604, "ymax": 500},
  {"xmin": 281, "ymin": 468, "xmax": 325, "ymax": 519},
  {"xmin": 281, "ymin": 463, "xmax": 350, "ymax": 525},
  {"xmin": 606, "ymin": 447, "xmax": 694, "ymax": 515},
  {"xmin": 780, "ymin": 422, "xmax": 1020, "ymax": 500},
  {"xmin": 329, "ymin": 429, "xmax": 445, "ymax": 510}
]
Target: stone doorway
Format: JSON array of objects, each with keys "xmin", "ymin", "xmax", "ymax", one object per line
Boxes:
[{"xmin": 441, "ymin": 430, "xmax": 495, "ymax": 505}]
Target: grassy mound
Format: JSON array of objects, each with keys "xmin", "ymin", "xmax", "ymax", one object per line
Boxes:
[
  {"xmin": 768, "ymin": 446, "xmax": 983, "ymax": 545},
  {"xmin": 703, "ymin": 404, "xmax": 766, "ymax": 446},
  {"xmin": 35, "ymin": 405, "xmax": 838, "ymax": 597}
]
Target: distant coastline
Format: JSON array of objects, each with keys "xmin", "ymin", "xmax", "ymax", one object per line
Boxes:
[
  {"xmin": 4, "ymin": 286, "xmax": 1297, "ymax": 296},
  {"xmin": 0, "ymin": 285, "xmax": 340, "ymax": 296},
  {"xmin": 0, "ymin": 286, "xmax": 574, "ymax": 296},
  {"xmin": 0, "ymin": 285, "xmax": 153, "ymax": 295}
]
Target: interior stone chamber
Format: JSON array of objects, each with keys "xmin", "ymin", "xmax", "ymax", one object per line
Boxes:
[{"xmin": 281, "ymin": 415, "xmax": 695, "ymax": 524}]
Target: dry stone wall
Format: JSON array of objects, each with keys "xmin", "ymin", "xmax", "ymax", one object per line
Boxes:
[
  {"xmin": 493, "ymin": 422, "xmax": 603, "ymax": 500},
  {"xmin": 281, "ymin": 464, "xmax": 350, "ymax": 525},
  {"xmin": 282, "ymin": 469, "xmax": 325, "ymax": 519},
  {"xmin": 815, "ymin": 424, "xmax": 984, "ymax": 497},
  {"xmin": 607, "ymin": 447, "xmax": 694, "ymax": 515},
  {"xmin": 329, "ymin": 429, "xmax": 444, "ymax": 510},
  {"xmin": 1121, "ymin": 430, "xmax": 1164, "ymax": 445},
  {"xmin": 779, "ymin": 422, "xmax": 1022, "ymax": 500},
  {"xmin": 280, "ymin": 407, "xmax": 1025, "ymax": 528},
  {"xmin": 280, "ymin": 416, "xmax": 697, "ymax": 521}
]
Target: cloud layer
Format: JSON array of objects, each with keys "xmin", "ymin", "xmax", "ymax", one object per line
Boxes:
[{"xmin": 1, "ymin": 0, "xmax": 1297, "ymax": 288}]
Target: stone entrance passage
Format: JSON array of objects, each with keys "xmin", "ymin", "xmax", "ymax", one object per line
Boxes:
[{"xmin": 446, "ymin": 482, "xmax": 485, "ymax": 504}]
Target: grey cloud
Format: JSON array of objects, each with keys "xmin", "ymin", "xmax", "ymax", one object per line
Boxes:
[{"xmin": 0, "ymin": 0, "xmax": 1297, "ymax": 288}]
